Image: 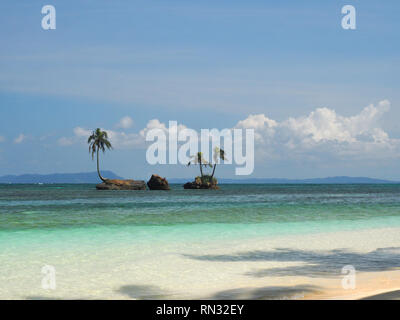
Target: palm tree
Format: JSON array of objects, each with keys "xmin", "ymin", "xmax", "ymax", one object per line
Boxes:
[
  {"xmin": 187, "ymin": 152, "xmax": 211, "ymax": 177},
  {"xmin": 88, "ymin": 128, "xmax": 112, "ymax": 182},
  {"xmin": 211, "ymin": 147, "xmax": 226, "ymax": 179}
]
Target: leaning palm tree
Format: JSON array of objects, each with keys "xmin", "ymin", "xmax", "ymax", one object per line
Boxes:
[
  {"xmin": 187, "ymin": 152, "xmax": 211, "ymax": 178},
  {"xmin": 88, "ymin": 128, "xmax": 112, "ymax": 182},
  {"xmin": 211, "ymin": 147, "xmax": 226, "ymax": 179}
]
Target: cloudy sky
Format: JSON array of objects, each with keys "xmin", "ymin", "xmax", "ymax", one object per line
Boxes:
[{"xmin": 0, "ymin": 0, "xmax": 399, "ymax": 179}]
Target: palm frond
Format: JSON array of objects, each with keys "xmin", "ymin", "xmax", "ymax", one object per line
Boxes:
[{"xmin": 87, "ymin": 128, "xmax": 113, "ymax": 159}]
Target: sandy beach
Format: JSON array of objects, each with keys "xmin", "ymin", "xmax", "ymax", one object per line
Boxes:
[{"xmin": 1, "ymin": 226, "xmax": 400, "ymax": 300}]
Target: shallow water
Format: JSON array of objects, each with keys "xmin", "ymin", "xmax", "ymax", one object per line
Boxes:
[
  {"xmin": 1, "ymin": 184, "xmax": 400, "ymax": 244},
  {"xmin": 1, "ymin": 184, "xmax": 400, "ymax": 299}
]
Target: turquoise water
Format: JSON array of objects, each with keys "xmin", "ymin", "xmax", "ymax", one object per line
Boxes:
[
  {"xmin": 2, "ymin": 183, "xmax": 400, "ymax": 299},
  {"xmin": 1, "ymin": 184, "xmax": 400, "ymax": 250}
]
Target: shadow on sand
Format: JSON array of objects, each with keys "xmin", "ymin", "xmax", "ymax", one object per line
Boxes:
[
  {"xmin": 209, "ymin": 284, "xmax": 318, "ymax": 300},
  {"xmin": 183, "ymin": 247, "xmax": 400, "ymax": 278},
  {"xmin": 361, "ymin": 289, "xmax": 400, "ymax": 300},
  {"xmin": 116, "ymin": 284, "xmax": 171, "ymax": 300}
]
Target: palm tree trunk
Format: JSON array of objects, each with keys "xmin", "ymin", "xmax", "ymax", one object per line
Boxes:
[
  {"xmin": 199, "ymin": 159, "xmax": 203, "ymax": 177},
  {"xmin": 211, "ymin": 164, "xmax": 216, "ymax": 178},
  {"xmin": 97, "ymin": 149, "xmax": 107, "ymax": 182}
]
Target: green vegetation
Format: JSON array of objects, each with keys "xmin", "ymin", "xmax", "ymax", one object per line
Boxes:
[
  {"xmin": 188, "ymin": 147, "xmax": 226, "ymax": 185},
  {"xmin": 88, "ymin": 128, "xmax": 113, "ymax": 182},
  {"xmin": 195, "ymin": 175, "xmax": 218, "ymax": 185}
]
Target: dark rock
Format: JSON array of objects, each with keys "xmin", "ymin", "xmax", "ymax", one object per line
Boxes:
[
  {"xmin": 96, "ymin": 179, "xmax": 146, "ymax": 190},
  {"xmin": 147, "ymin": 174, "xmax": 170, "ymax": 190}
]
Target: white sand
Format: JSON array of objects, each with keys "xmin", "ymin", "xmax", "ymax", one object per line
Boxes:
[{"xmin": 1, "ymin": 227, "xmax": 400, "ymax": 299}]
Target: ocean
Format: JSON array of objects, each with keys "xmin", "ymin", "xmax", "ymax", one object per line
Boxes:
[{"xmin": 1, "ymin": 184, "xmax": 400, "ymax": 299}]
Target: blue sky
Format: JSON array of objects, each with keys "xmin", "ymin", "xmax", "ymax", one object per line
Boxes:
[{"xmin": 0, "ymin": 0, "xmax": 399, "ymax": 179}]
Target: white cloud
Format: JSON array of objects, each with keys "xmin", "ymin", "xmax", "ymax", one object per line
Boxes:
[
  {"xmin": 107, "ymin": 119, "xmax": 187, "ymax": 149},
  {"xmin": 58, "ymin": 100, "xmax": 399, "ymax": 163},
  {"xmin": 236, "ymin": 100, "xmax": 398, "ymax": 160},
  {"xmin": 59, "ymin": 119, "xmax": 190, "ymax": 150},
  {"xmin": 57, "ymin": 127, "xmax": 91, "ymax": 146},
  {"xmin": 0, "ymin": 136, "xmax": 5, "ymax": 143},
  {"xmin": 14, "ymin": 134, "xmax": 26, "ymax": 144},
  {"xmin": 106, "ymin": 130, "xmax": 144, "ymax": 149},
  {"xmin": 74, "ymin": 127, "xmax": 92, "ymax": 138},
  {"xmin": 59, "ymin": 126, "xmax": 144, "ymax": 149},
  {"xmin": 116, "ymin": 116, "xmax": 133, "ymax": 129},
  {"xmin": 139, "ymin": 119, "xmax": 187, "ymax": 138},
  {"xmin": 236, "ymin": 114, "xmax": 277, "ymax": 145},
  {"xmin": 281, "ymin": 99, "xmax": 390, "ymax": 144}
]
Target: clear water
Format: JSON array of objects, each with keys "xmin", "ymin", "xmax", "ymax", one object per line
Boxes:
[
  {"xmin": 1, "ymin": 184, "xmax": 400, "ymax": 251},
  {"xmin": 2, "ymin": 183, "xmax": 400, "ymax": 299}
]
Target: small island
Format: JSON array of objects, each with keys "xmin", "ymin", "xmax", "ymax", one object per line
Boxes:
[
  {"xmin": 87, "ymin": 128, "xmax": 225, "ymax": 191},
  {"xmin": 184, "ymin": 148, "xmax": 225, "ymax": 190},
  {"xmin": 88, "ymin": 128, "xmax": 146, "ymax": 190},
  {"xmin": 184, "ymin": 175, "xmax": 219, "ymax": 189},
  {"xmin": 96, "ymin": 179, "xmax": 146, "ymax": 190}
]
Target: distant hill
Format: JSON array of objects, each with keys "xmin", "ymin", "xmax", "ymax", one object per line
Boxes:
[
  {"xmin": 0, "ymin": 171, "xmax": 124, "ymax": 184},
  {"xmin": 0, "ymin": 173, "xmax": 398, "ymax": 184},
  {"xmin": 169, "ymin": 176, "xmax": 400, "ymax": 184}
]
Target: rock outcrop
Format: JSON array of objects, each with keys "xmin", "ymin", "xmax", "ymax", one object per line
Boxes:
[
  {"xmin": 147, "ymin": 174, "xmax": 170, "ymax": 190},
  {"xmin": 183, "ymin": 176, "xmax": 219, "ymax": 190},
  {"xmin": 96, "ymin": 179, "xmax": 146, "ymax": 190}
]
